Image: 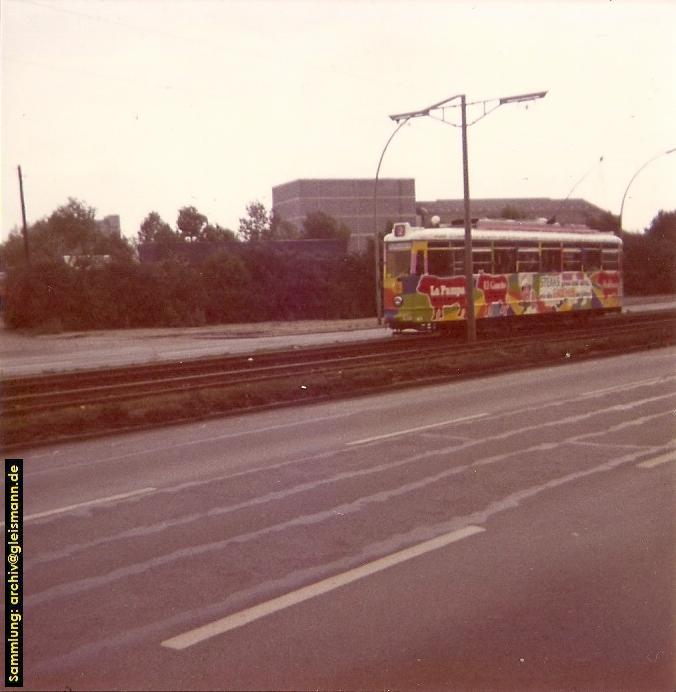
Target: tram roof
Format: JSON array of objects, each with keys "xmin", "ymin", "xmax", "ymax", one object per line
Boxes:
[{"xmin": 384, "ymin": 219, "xmax": 622, "ymax": 246}]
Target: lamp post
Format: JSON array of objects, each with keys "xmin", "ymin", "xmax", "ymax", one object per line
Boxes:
[
  {"xmin": 17, "ymin": 166, "xmax": 30, "ymax": 264},
  {"xmin": 618, "ymin": 148, "xmax": 676, "ymax": 233},
  {"xmin": 373, "ymin": 116, "xmax": 412, "ymax": 325},
  {"xmin": 384, "ymin": 90, "xmax": 547, "ymax": 341}
]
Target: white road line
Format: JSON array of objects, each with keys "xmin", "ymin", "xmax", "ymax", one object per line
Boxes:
[
  {"xmin": 582, "ymin": 375, "xmax": 667, "ymax": 397},
  {"xmin": 12, "ymin": 487, "xmax": 157, "ymax": 524},
  {"xmin": 25, "ymin": 411, "xmax": 358, "ymax": 471},
  {"xmin": 637, "ymin": 451, "xmax": 676, "ymax": 469},
  {"xmin": 161, "ymin": 524, "xmax": 485, "ymax": 650},
  {"xmin": 346, "ymin": 413, "xmax": 488, "ymax": 446}
]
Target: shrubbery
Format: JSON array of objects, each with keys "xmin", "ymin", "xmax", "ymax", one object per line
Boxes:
[
  {"xmin": 621, "ymin": 211, "xmax": 676, "ymax": 296},
  {"xmin": 3, "ymin": 245, "xmax": 376, "ymax": 331}
]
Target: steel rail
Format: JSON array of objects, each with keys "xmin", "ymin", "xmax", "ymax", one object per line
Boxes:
[
  {"xmin": 2, "ymin": 308, "xmax": 665, "ymax": 397},
  {"xmin": 3, "ymin": 312, "xmax": 674, "ymax": 416},
  {"xmin": 3, "ymin": 311, "xmax": 672, "ymax": 401},
  {"xmin": 1, "ymin": 336, "xmax": 408, "ymax": 396}
]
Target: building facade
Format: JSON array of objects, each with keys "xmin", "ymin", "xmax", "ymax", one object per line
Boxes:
[
  {"xmin": 95, "ymin": 214, "xmax": 121, "ymax": 237},
  {"xmin": 272, "ymin": 178, "xmax": 417, "ymax": 252},
  {"xmin": 272, "ymin": 177, "xmax": 611, "ymax": 253}
]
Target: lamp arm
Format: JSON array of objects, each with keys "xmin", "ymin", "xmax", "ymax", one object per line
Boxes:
[
  {"xmin": 619, "ymin": 148, "xmax": 676, "ymax": 231},
  {"xmin": 373, "ymin": 116, "xmax": 412, "ymax": 324}
]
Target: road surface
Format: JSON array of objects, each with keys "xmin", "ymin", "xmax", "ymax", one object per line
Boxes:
[{"xmin": 9, "ymin": 346, "xmax": 676, "ymax": 690}]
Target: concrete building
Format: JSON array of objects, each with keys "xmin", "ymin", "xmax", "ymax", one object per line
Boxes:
[
  {"xmin": 272, "ymin": 177, "xmax": 612, "ymax": 253},
  {"xmin": 272, "ymin": 178, "xmax": 417, "ymax": 252},
  {"xmin": 95, "ymin": 214, "xmax": 121, "ymax": 237}
]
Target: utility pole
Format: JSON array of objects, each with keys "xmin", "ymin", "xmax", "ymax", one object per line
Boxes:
[
  {"xmin": 460, "ymin": 95, "xmax": 476, "ymax": 341},
  {"xmin": 388, "ymin": 90, "xmax": 546, "ymax": 342},
  {"xmin": 17, "ymin": 166, "xmax": 30, "ymax": 264}
]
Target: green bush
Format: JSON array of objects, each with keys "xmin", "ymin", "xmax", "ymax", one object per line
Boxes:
[
  {"xmin": 3, "ymin": 246, "xmax": 376, "ymax": 331},
  {"xmin": 622, "ymin": 211, "xmax": 676, "ymax": 296},
  {"xmin": 4, "ymin": 261, "xmax": 79, "ymax": 330}
]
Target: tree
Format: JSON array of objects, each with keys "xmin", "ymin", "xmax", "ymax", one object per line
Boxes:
[
  {"xmin": 301, "ymin": 211, "xmax": 351, "ymax": 240},
  {"xmin": 269, "ymin": 210, "xmax": 299, "ymax": 239},
  {"xmin": 586, "ymin": 210, "xmax": 620, "ymax": 233},
  {"xmin": 138, "ymin": 212, "xmax": 179, "ymax": 243},
  {"xmin": 202, "ymin": 223, "xmax": 237, "ymax": 242},
  {"xmin": 500, "ymin": 205, "xmax": 527, "ymax": 220},
  {"xmin": 645, "ymin": 209, "xmax": 676, "ymax": 243},
  {"xmin": 200, "ymin": 251, "xmax": 251, "ymax": 322},
  {"xmin": 49, "ymin": 197, "xmax": 98, "ymax": 248},
  {"xmin": 177, "ymin": 206, "xmax": 207, "ymax": 242},
  {"xmin": 238, "ymin": 201, "xmax": 271, "ymax": 242},
  {"xmin": 642, "ymin": 210, "xmax": 675, "ymax": 294},
  {"xmin": 622, "ymin": 209, "xmax": 676, "ymax": 296},
  {"xmin": 0, "ymin": 197, "xmax": 134, "ymax": 267}
]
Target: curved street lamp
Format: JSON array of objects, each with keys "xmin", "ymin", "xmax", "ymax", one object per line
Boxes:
[
  {"xmin": 373, "ymin": 116, "xmax": 412, "ymax": 325},
  {"xmin": 619, "ymin": 147, "xmax": 675, "ymax": 233},
  {"xmin": 374, "ymin": 90, "xmax": 547, "ymax": 340}
]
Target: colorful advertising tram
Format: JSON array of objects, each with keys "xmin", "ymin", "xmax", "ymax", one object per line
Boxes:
[{"xmin": 383, "ymin": 219, "xmax": 622, "ymax": 331}]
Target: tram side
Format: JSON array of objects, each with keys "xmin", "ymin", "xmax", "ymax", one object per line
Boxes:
[{"xmin": 383, "ymin": 219, "xmax": 623, "ymax": 332}]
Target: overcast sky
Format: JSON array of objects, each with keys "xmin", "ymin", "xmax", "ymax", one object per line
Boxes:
[{"xmin": 2, "ymin": 0, "xmax": 674, "ymax": 241}]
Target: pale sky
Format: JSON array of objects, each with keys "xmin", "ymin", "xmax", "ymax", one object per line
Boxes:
[{"xmin": 2, "ymin": 0, "xmax": 674, "ymax": 241}]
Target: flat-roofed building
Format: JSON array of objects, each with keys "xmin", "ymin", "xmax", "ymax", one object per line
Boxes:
[
  {"xmin": 95, "ymin": 214, "xmax": 121, "ymax": 237},
  {"xmin": 272, "ymin": 178, "xmax": 611, "ymax": 253},
  {"xmin": 272, "ymin": 178, "xmax": 417, "ymax": 252}
]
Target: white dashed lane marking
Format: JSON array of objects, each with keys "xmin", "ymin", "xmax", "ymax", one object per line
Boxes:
[
  {"xmin": 161, "ymin": 525, "xmax": 485, "ymax": 650},
  {"xmin": 346, "ymin": 413, "xmax": 488, "ymax": 446},
  {"xmin": 3, "ymin": 487, "xmax": 158, "ymax": 525},
  {"xmin": 637, "ymin": 450, "xmax": 676, "ymax": 469}
]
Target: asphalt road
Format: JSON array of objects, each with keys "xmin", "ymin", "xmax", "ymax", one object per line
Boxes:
[{"xmin": 10, "ymin": 346, "xmax": 676, "ymax": 690}]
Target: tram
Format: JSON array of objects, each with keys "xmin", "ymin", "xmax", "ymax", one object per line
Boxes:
[{"xmin": 383, "ymin": 218, "xmax": 622, "ymax": 331}]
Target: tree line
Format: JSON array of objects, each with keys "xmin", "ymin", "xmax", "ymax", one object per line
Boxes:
[
  {"xmin": 0, "ymin": 198, "xmax": 673, "ymax": 332},
  {"xmin": 137, "ymin": 201, "xmax": 349, "ymax": 244},
  {"xmin": 0, "ymin": 198, "xmax": 371, "ymax": 331}
]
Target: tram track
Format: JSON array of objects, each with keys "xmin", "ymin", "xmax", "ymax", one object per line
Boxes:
[
  {"xmin": 3, "ymin": 310, "xmax": 674, "ymax": 414},
  {"xmin": 2, "ymin": 310, "xmax": 675, "ymax": 449}
]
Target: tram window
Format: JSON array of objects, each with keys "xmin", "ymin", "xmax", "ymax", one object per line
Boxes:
[
  {"xmin": 541, "ymin": 248, "xmax": 561, "ymax": 272},
  {"xmin": 451, "ymin": 249, "xmax": 465, "ymax": 275},
  {"xmin": 601, "ymin": 249, "xmax": 620, "ymax": 270},
  {"xmin": 494, "ymin": 247, "xmax": 516, "ymax": 273},
  {"xmin": 582, "ymin": 246, "xmax": 602, "ymax": 271},
  {"xmin": 385, "ymin": 246, "xmax": 411, "ymax": 276},
  {"xmin": 562, "ymin": 248, "xmax": 582, "ymax": 271},
  {"xmin": 428, "ymin": 249, "xmax": 452, "ymax": 276},
  {"xmin": 472, "ymin": 248, "xmax": 492, "ymax": 274},
  {"xmin": 450, "ymin": 243, "xmax": 468, "ymax": 275},
  {"xmin": 412, "ymin": 250, "xmax": 425, "ymax": 275},
  {"xmin": 517, "ymin": 248, "xmax": 539, "ymax": 273}
]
